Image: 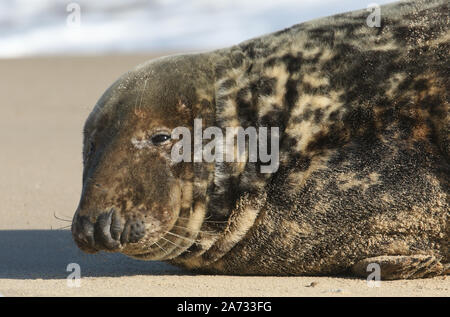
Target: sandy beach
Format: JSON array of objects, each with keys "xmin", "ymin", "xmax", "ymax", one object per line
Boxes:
[{"xmin": 0, "ymin": 55, "xmax": 447, "ymax": 297}]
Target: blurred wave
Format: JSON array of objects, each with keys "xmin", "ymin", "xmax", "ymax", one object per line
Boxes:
[{"xmin": 0, "ymin": 0, "xmax": 396, "ymax": 58}]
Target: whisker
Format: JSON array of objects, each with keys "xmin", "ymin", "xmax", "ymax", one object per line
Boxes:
[
  {"xmin": 176, "ymin": 216, "xmax": 228, "ymax": 224},
  {"xmin": 53, "ymin": 212, "xmax": 72, "ymax": 222},
  {"xmin": 172, "ymin": 224, "xmax": 218, "ymax": 235},
  {"xmin": 138, "ymin": 79, "xmax": 148, "ymax": 110},
  {"xmin": 154, "ymin": 241, "xmax": 168, "ymax": 254},
  {"xmin": 165, "ymin": 231, "xmax": 198, "ymax": 244},
  {"xmin": 160, "ymin": 236, "xmax": 190, "ymax": 252}
]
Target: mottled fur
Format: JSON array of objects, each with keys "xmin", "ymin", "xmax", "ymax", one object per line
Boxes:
[{"xmin": 73, "ymin": 0, "xmax": 449, "ymax": 279}]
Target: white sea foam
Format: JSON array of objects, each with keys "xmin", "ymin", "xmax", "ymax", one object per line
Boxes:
[{"xmin": 0, "ymin": 0, "xmax": 395, "ymax": 58}]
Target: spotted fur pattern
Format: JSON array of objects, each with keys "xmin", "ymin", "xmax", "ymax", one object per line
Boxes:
[
  {"xmin": 171, "ymin": 0, "xmax": 449, "ymax": 277},
  {"xmin": 75, "ymin": 0, "xmax": 449, "ymax": 278}
]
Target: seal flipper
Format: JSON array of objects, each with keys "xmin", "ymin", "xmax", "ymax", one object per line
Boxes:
[{"xmin": 351, "ymin": 255, "xmax": 448, "ymax": 280}]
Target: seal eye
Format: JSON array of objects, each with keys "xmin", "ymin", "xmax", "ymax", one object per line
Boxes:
[{"xmin": 151, "ymin": 134, "xmax": 171, "ymax": 145}]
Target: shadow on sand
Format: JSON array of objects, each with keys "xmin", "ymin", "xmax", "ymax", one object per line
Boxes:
[{"xmin": 0, "ymin": 230, "xmax": 187, "ymax": 279}]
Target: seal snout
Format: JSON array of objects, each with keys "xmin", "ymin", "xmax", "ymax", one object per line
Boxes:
[{"xmin": 72, "ymin": 208, "xmax": 146, "ymax": 253}]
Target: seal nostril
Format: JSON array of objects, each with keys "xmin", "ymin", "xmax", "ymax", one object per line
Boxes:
[{"xmin": 94, "ymin": 209, "xmax": 121, "ymax": 250}]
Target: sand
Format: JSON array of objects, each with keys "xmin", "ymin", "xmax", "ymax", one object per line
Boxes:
[{"xmin": 0, "ymin": 55, "xmax": 447, "ymax": 297}]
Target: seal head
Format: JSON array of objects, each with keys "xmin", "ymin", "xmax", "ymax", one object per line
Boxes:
[{"xmin": 71, "ymin": 54, "xmax": 217, "ymax": 260}]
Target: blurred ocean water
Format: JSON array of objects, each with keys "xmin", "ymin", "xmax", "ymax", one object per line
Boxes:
[{"xmin": 0, "ymin": 0, "xmax": 395, "ymax": 58}]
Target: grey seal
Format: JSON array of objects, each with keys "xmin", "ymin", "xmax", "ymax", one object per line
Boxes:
[{"xmin": 72, "ymin": 0, "xmax": 449, "ymax": 279}]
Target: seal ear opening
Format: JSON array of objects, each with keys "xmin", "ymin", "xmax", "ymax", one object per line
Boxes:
[
  {"xmin": 176, "ymin": 100, "xmax": 192, "ymax": 119},
  {"xmin": 133, "ymin": 108, "xmax": 147, "ymax": 119},
  {"xmin": 176, "ymin": 99, "xmax": 188, "ymax": 111}
]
